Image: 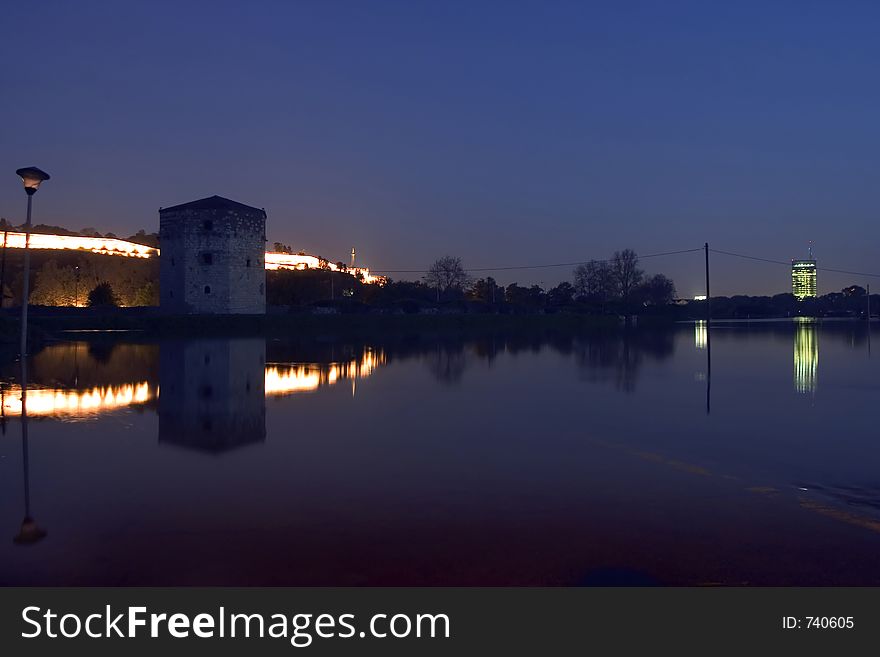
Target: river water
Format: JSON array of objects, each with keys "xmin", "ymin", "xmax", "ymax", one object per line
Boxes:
[{"xmin": 0, "ymin": 319, "xmax": 877, "ymax": 585}]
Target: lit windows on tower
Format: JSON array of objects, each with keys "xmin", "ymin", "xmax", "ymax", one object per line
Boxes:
[{"xmin": 791, "ymin": 259, "xmax": 817, "ymax": 300}]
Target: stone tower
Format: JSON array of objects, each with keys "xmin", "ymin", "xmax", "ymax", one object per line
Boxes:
[{"xmin": 159, "ymin": 195, "xmax": 266, "ymax": 314}]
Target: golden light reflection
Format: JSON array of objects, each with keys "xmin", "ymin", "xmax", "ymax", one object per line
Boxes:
[
  {"xmin": 694, "ymin": 320, "xmax": 708, "ymax": 350},
  {"xmin": 265, "ymin": 349, "xmax": 385, "ymax": 397},
  {"xmin": 0, "ymin": 350, "xmax": 385, "ymax": 418},
  {"xmin": 0, "ymin": 382, "xmax": 156, "ymax": 418},
  {"xmin": 794, "ymin": 319, "xmax": 818, "ymax": 394}
]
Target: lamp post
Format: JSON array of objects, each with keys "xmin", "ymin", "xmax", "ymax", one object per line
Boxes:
[{"xmin": 14, "ymin": 167, "xmax": 50, "ymax": 362}]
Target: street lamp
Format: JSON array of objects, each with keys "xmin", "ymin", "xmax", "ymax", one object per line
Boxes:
[
  {"xmin": 14, "ymin": 167, "xmax": 50, "ymax": 362},
  {"xmin": 12, "ymin": 167, "xmax": 49, "ymax": 547}
]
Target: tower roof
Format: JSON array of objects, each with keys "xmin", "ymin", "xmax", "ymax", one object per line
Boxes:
[{"xmin": 159, "ymin": 195, "xmax": 265, "ymax": 216}]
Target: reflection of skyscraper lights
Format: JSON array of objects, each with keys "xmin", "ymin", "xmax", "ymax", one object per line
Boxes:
[
  {"xmin": 794, "ymin": 319, "xmax": 819, "ymax": 394},
  {"xmin": 694, "ymin": 320, "xmax": 708, "ymax": 350}
]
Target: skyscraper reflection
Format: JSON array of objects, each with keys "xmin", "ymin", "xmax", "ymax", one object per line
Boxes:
[
  {"xmin": 694, "ymin": 320, "xmax": 708, "ymax": 350},
  {"xmin": 794, "ymin": 319, "xmax": 819, "ymax": 394}
]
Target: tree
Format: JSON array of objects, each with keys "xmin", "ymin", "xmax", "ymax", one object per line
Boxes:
[
  {"xmin": 548, "ymin": 282, "xmax": 575, "ymax": 306},
  {"xmin": 573, "ymin": 260, "xmax": 615, "ymax": 301},
  {"xmin": 636, "ymin": 274, "xmax": 676, "ymax": 306},
  {"xmin": 610, "ymin": 249, "xmax": 644, "ymax": 300},
  {"xmin": 87, "ymin": 282, "xmax": 118, "ymax": 307},
  {"xmin": 30, "ymin": 261, "xmax": 78, "ymax": 306},
  {"xmin": 504, "ymin": 283, "xmax": 545, "ymax": 308},
  {"xmin": 132, "ymin": 281, "xmax": 159, "ymax": 306},
  {"xmin": 424, "ymin": 256, "xmax": 470, "ymax": 299},
  {"xmin": 470, "ymin": 276, "xmax": 500, "ymax": 303}
]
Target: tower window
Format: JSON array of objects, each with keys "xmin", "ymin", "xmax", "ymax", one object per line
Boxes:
[
  {"xmin": 204, "ymin": 285, "xmax": 211, "ymax": 294},
  {"xmin": 246, "ymin": 258, "xmax": 251, "ymax": 267},
  {"xmin": 201, "ymin": 252, "xmax": 213, "ymax": 265},
  {"xmin": 203, "ymin": 220, "xmax": 213, "ymax": 231}
]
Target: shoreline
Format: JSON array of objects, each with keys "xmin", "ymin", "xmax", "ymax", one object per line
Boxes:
[{"xmin": 0, "ymin": 307, "xmax": 872, "ymax": 344}]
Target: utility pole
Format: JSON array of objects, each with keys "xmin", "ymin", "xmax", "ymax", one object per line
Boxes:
[
  {"xmin": 0, "ymin": 230, "xmax": 7, "ymax": 310},
  {"xmin": 704, "ymin": 242, "xmax": 711, "ymax": 323}
]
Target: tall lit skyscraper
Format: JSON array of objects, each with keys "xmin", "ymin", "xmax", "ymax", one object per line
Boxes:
[{"xmin": 792, "ymin": 244, "xmax": 817, "ymax": 300}]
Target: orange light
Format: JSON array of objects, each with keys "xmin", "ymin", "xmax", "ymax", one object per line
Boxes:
[{"xmin": 0, "ymin": 231, "xmax": 385, "ymax": 283}]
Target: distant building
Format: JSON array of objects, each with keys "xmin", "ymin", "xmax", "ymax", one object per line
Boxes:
[
  {"xmin": 159, "ymin": 195, "xmax": 266, "ymax": 314},
  {"xmin": 791, "ymin": 247, "xmax": 817, "ymax": 301}
]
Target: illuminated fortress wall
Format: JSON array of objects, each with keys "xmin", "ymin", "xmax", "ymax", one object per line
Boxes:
[{"xmin": 0, "ymin": 231, "xmax": 382, "ymax": 284}]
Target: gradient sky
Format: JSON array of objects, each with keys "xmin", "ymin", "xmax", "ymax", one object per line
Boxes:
[{"xmin": 1, "ymin": 0, "xmax": 878, "ymax": 296}]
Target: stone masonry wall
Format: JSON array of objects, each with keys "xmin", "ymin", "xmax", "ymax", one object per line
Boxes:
[{"xmin": 160, "ymin": 205, "xmax": 266, "ymax": 314}]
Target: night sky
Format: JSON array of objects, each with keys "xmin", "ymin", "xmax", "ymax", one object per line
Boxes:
[{"xmin": 2, "ymin": 0, "xmax": 878, "ymax": 296}]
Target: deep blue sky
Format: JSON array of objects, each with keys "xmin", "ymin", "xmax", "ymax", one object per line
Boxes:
[{"xmin": 2, "ymin": 0, "xmax": 878, "ymax": 296}]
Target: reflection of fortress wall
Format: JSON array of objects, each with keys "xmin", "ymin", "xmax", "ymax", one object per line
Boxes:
[
  {"xmin": 159, "ymin": 339, "xmax": 266, "ymax": 453},
  {"xmin": 0, "ymin": 342, "xmax": 159, "ymax": 389}
]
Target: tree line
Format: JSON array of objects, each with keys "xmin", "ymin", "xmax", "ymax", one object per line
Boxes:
[{"xmin": 418, "ymin": 249, "xmax": 676, "ymax": 309}]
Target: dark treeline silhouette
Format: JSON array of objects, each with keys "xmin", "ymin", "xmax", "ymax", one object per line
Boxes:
[
  {"xmin": 268, "ymin": 249, "xmax": 679, "ymax": 316},
  {"xmin": 692, "ymin": 289, "xmax": 878, "ymax": 320}
]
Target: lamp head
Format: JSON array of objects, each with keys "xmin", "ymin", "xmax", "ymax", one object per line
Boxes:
[{"xmin": 15, "ymin": 167, "xmax": 51, "ymax": 196}]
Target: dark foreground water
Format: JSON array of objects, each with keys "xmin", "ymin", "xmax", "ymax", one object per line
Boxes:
[{"xmin": 0, "ymin": 319, "xmax": 878, "ymax": 586}]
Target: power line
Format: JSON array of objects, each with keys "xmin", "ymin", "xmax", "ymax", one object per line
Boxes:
[
  {"xmin": 710, "ymin": 248, "xmax": 880, "ymax": 279},
  {"xmin": 372, "ymin": 245, "xmax": 880, "ymax": 280},
  {"xmin": 373, "ymin": 247, "xmax": 703, "ymax": 274}
]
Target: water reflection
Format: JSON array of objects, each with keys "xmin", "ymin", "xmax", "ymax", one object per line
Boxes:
[
  {"xmin": 694, "ymin": 320, "xmax": 708, "ymax": 350},
  {"xmin": 0, "ymin": 324, "xmax": 857, "ymax": 427},
  {"xmin": 266, "ymin": 347, "xmax": 384, "ymax": 397},
  {"xmin": 158, "ymin": 339, "xmax": 267, "ymax": 453},
  {"xmin": 573, "ymin": 330, "xmax": 676, "ymax": 392},
  {"xmin": 0, "ymin": 342, "xmax": 385, "ymax": 422},
  {"xmin": 1, "ymin": 382, "xmax": 154, "ymax": 418},
  {"xmin": 3, "ymin": 323, "xmax": 880, "ymax": 585},
  {"xmin": 794, "ymin": 319, "xmax": 819, "ymax": 394}
]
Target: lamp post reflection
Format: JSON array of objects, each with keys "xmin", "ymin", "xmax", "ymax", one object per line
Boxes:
[{"xmin": 12, "ymin": 355, "xmax": 46, "ymax": 546}]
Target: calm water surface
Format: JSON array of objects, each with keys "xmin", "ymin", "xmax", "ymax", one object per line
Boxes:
[{"xmin": 0, "ymin": 320, "xmax": 877, "ymax": 585}]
